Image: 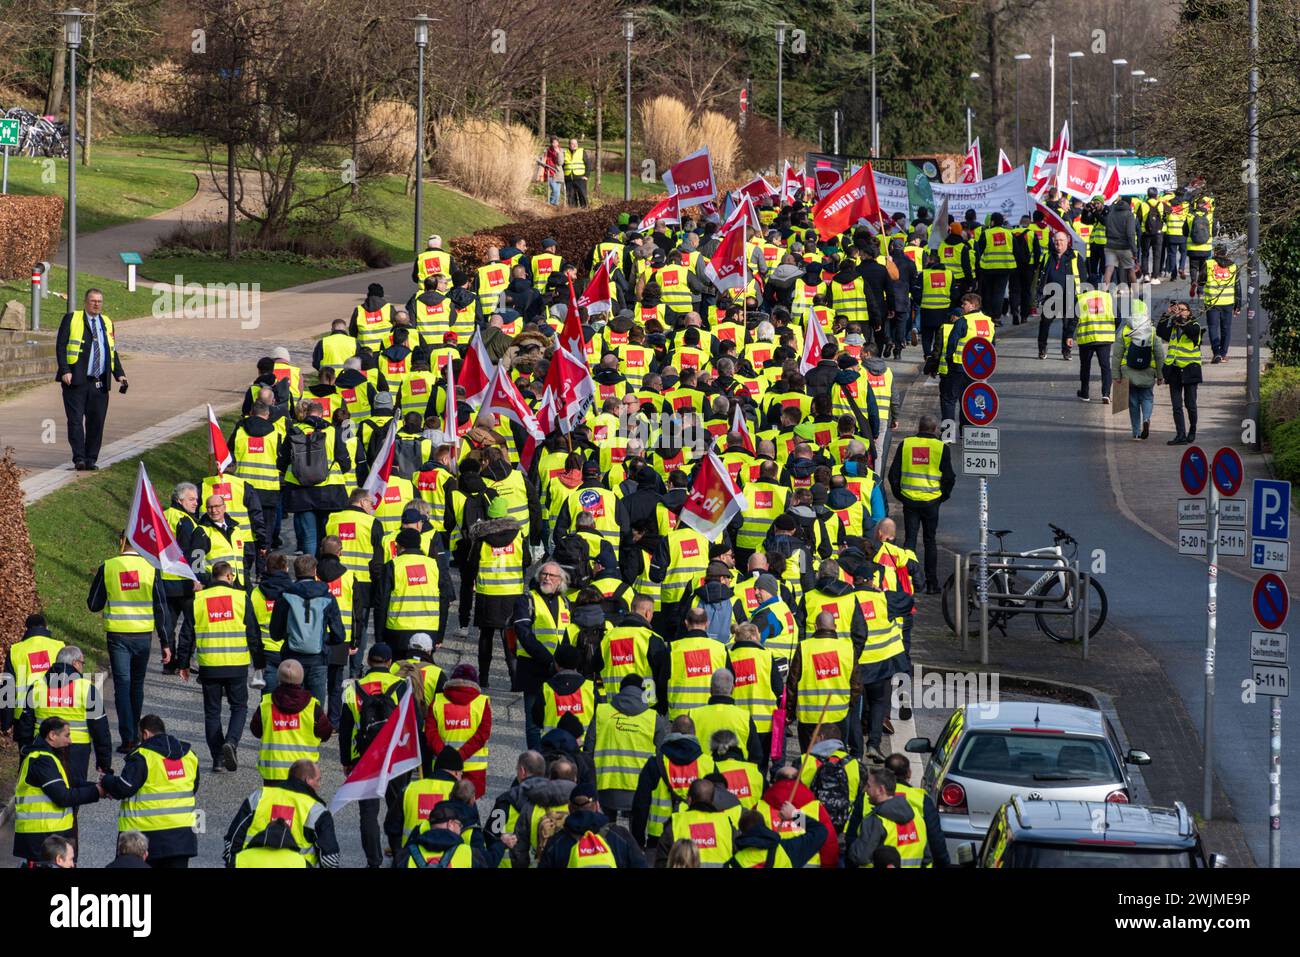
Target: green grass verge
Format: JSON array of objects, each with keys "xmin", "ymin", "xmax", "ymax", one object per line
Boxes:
[
  {"xmin": 5, "ymin": 143, "xmax": 201, "ymax": 236},
  {"xmin": 142, "ymin": 249, "xmax": 363, "ymax": 293},
  {"xmin": 0, "ymin": 263, "xmax": 211, "ymax": 322},
  {"xmin": 27, "ymin": 412, "xmax": 238, "ymax": 664},
  {"xmin": 1262, "ymin": 364, "xmax": 1300, "ymax": 486}
]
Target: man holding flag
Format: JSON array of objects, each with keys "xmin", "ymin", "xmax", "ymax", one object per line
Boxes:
[{"xmin": 201, "ymin": 404, "xmax": 266, "ymax": 577}]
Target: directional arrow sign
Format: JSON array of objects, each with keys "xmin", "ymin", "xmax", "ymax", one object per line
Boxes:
[
  {"xmin": 1211, "ymin": 447, "xmax": 1244, "ymax": 498},
  {"xmin": 961, "ymin": 381, "xmax": 998, "ymax": 427},
  {"xmin": 961, "ymin": 338, "xmax": 996, "ymax": 381},
  {"xmin": 1180, "ymin": 446, "xmax": 1208, "ymax": 496},
  {"xmin": 1253, "ymin": 573, "xmax": 1290, "ymax": 631},
  {"xmin": 1251, "ymin": 479, "xmax": 1291, "ymax": 542}
]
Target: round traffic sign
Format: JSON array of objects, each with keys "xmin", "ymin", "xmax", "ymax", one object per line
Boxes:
[
  {"xmin": 961, "ymin": 338, "xmax": 997, "ymax": 381},
  {"xmin": 961, "ymin": 382, "xmax": 999, "ymax": 426},
  {"xmin": 1253, "ymin": 574, "xmax": 1290, "ymax": 631},
  {"xmin": 1211, "ymin": 446, "xmax": 1244, "ymax": 497},
  {"xmin": 1180, "ymin": 446, "xmax": 1208, "ymax": 496}
]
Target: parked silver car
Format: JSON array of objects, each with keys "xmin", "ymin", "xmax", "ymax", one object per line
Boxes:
[{"xmin": 905, "ymin": 701, "xmax": 1151, "ymax": 857}]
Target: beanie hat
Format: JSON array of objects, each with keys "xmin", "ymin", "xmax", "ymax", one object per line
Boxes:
[
  {"xmin": 395, "ymin": 528, "xmax": 423, "ymax": 550},
  {"xmin": 773, "ymin": 513, "xmax": 798, "ymax": 532},
  {"xmin": 434, "ymin": 748, "xmax": 464, "ymax": 773},
  {"xmin": 755, "ymin": 573, "xmax": 781, "ymax": 596},
  {"xmin": 486, "ymin": 496, "xmax": 510, "ymax": 519}
]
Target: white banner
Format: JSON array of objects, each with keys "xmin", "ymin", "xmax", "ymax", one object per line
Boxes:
[
  {"xmin": 1116, "ymin": 158, "xmax": 1178, "ymax": 196},
  {"xmin": 873, "ymin": 170, "xmax": 910, "ymax": 221},
  {"xmin": 931, "ymin": 166, "xmax": 1032, "ymax": 223}
]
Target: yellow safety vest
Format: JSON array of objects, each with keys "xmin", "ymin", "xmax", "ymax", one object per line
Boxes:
[
  {"xmin": 715, "ymin": 758, "xmax": 765, "ymax": 809},
  {"xmin": 729, "ymin": 644, "xmax": 778, "ymax": 734},
  {"xmin": 660, "ymin": 527, "xmax": 709, "ymax": 606},
  {"xmin": 564, "ymin": 486, "xmax": 620, "ymax": 547},
  {"xmin": 566, "ymin": 829, "xmax": 619, "ymax": 867},
  {"xmin": 521, "ymin": 592, "xmax": 571, "ymax": 659},
  {"xmin": 342, "ymin": 670, "xmax": 404, "ymax": 762},
  {"xmin": 920, "ymin": 269, "xmax": 953, "ymax": 311},
  {"xmin": 803, "ymin": 589, "xmax": 858, "ymax": 643},
  {"xmin": 796, "ymin": 636, "xmax": 853, "ymax": 723},
  {"xmin": 951, "ymin": 312, "xmax": 996, "ymax": 360},
  {"xmin": 200, "ymin": 519, "xmax": 248, "ymax": 586},
  {"xmin": 1166, "ymin": 327, "xmax": 1202, "ymax": 369},
  {"xmin": 666, "ymin": 637, "xmax": 728, "ymax": 718},
  {"xmin": 484, "ymin": 469, "xmax": 531, "ymax": 539},
  {"xmin": 257, "ymin": 694, "xmax": 324, "ymax": 780},
  {"xmin": 15, "ymin": 745, "xmax": 74, "ymax": 836},
  {"xmin": 690, "ymin": 702, "xmax": 751, "ymax": 754},
  {"xmin": 735, "ymin": 481, "xmax": 788, "ymax": 552},
  {"xmin": 231, "ymin": 426, "xmax": 281, "ymax": 493},
  {"xmin": 119, "ymin": 747, "xmax": 199, "ymax": 833},
  {"xmin": 325, "ymin": 510, "xmax": 378, "ymax": 584},
  {"xmin": 63, "ymin": 310, "xmax": 116, "ymax": 370},
  {"xmin": 655, "ymin": 263, "xmax": 693, "ymax": 315},
  {"xmin": 829, "ymin": 276, "xmax": 868, "ymax": 324},
  {"xmin": 670, "ymin": 806, "xmax": 740, "ymax": 866},
  {"xmin": 529, "ymin": 253, "xmax": 563, "ymax": 292},
  {"xmin": 317, "ymin": 333, "xmax": 358, "ymax": 372},
  {"xmin": 938, "ymin": 241, "xmax": 970, "ymax": 279},
  {"xmin": 415, "ymin": 249, "xmax": 451, "ymax": 283},
  {"xmin": 402, "ymin": 776, "xmax": 457, "ymax": 834},
  {"xmin": 898, "ymin": 436, "xmax": 943, "ymax": 502},
  {"xmin": 592, "ymin": 703, "xmax": 657, "ymax": 793},
  {"xmin": 192, "ymin": 584, "xmax": 250, "ymax": 669},
  {"xmin": 250, "ymin": 585, "xmax": 279, "ymax": 654},
  {"xmin": 728, "ymin": 839, "xmax": 794, "ymax": 868},
  {"xmin": 239, "ymin": 782, "xmax": 325, "ymax": 866},
  {"xmin": 7, "ymin": 633, "xmax": 63, "ymax": 722},
  {"xmin": 386, "ymin": 552, "xmax": 440, "ymax": 633},
  {"xmin": 374, "ymin": 475, "xmax": 417, "ymax": 538},
  {"xmin": 542, "ymin": 679, "xmax": 596, "ymax": 737},
  {"xmin": 430, "ymin": 692, "xmax": 490, "ymax": 773},
  {"xmin": 283, "ymin": 423, "xmax": 346, "ymax": 489},
  {"xmin": 647, "ymin": 753, "xmax": 715, "ymax": 839},
  {"xmin": 600, "ymin": 625, "xmax": 655, "ymax": 698},
  {"xmin": 978, "ymin": 227, "xmax": 1015, "ymax": 269},
  {"xmin": 562, "ymin": 148, "xmax": 586, "ymax": 177},
  {"xmin": 863, "ymin": 804, "xmax": 928, "ymax": 867},
  {"xmin": 475, "ymin": 262, "xmax": 511, "ymax": 316},
  {"xmin": 353, "ymin": 303, "xmax": 394, "ymax": 352},
  {"xmin": 1075, "ymin": 291, "xmax": 1116, "ymax": 345},
  {"xmin": 855, "ymin": 589, "xmax": 905, "ymax": 664},
  {"xmin": 29, "ymin": 674, "xmax": 95, "ymax": 744},
  {"xmin": 101, "ymin": 553, "xmax": 157, "ymax": 636},
  {"xmin": 1202, "ymin": 261, "xmax": 1238, "ymax": 307}
]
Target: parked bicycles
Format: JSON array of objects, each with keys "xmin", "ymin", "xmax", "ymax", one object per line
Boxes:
[
  {"xmin": 3, "ymin": 107, "xmax": 77, "ymax": 158},
  {"xmin": 941, "ymin": 523, "xmax": 1108, "ymax": 643}
]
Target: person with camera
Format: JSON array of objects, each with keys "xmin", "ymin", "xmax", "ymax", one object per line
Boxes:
[
  {"xmin": 1157, "ymin": 301, "xmax": 1204, "ymax": 445},
  {"xmin": 1113, "ymin": 300, "xmax": 1167, "ymax": 441},
  {"xmin": 55, "ymin": 288, "xmax": 127, "ymax": 471}
]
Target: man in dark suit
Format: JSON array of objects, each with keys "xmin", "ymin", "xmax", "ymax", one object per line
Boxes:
[{"xmin": 55, "ymin": 288, "xmax": 126, "ymax": 470}]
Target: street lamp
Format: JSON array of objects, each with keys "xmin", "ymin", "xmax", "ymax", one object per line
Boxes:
[
  {"xmin": 870, "ymin": 0, "xmax": 878, "ymax": 156},
  {"xmin": 1130, "ymin": 69, "xmax": 1146, "ymax": 151},
  {"xmin": 622, "ymin": 12, "xmax": 634, "ymax": 201},
  {"xmin": 59, "ymin": 6, "xmax": 92, "ymax": 305},
  {"xmin": 967, "ymin": 72, "xmax": 980, "ymax": 151},
  {"xmin": 1068, "ymin": 51, "xmax": 1084, "ymax": 138},
  {"xmin": 1110, "ymin": 57, "xmax": 1128, "ymax": 149},
  {"xmin": 775, "ymin": 21, "xmax": 791, "ymax": 173},
  {"xmin": 1014, "ymin": 54, "xmax": 1032, "ymax": 165},
  {"xmin": 407, "ymin": 14, "xmax": 437, "ymax": 259}
]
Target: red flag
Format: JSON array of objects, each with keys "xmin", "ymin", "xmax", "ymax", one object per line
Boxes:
[
  {"xmin": 1055, "ymin": 151, "xmax": 1109, "ymax": 201},
  {"xmin": 125, "ymin": 462, "xmax": 198, "ymax": 581},
  {"xmin": 799, "ymin": 312, "xmax": 831, "ymax": 374},
  {"xmin": 544, "ymin": 344, "xmax": 595, "ymax": 433},
  {"xmin": 638, "ymin": 192, "xmax": 680, "ymax": 232},
  {"xmin": 704, "ymin": 213, "xmax": 748, "ymax": 291},
  {"xmin": 997, "ymin": 148, "xmax": 1013, "ymax": 175},
  {"xmin": 781, "ymin": 161, "xmax": 802, "ymax": 203},
  {"xmin": 1036, "ymin": 201, "xmax": 1086, "ymax": 255},
  {"xmin": 1100, "ymin": 162, "xmax": 1121, "ymax": 202},
  {"xmin": 812, "ymin": 162, "xmax": 882, "ymax": 241},
  {"xmin": 1031, "ymin": 121, "xmax": 1070, "ymax": 196},
  {"xmin": 207, "ymin": 404, "xmax": 232, "ymax": 475},
  {"xmin": 521, "ymin": 388, "xmax": 555, "ymax": 474},
  {"xmin": 680, "ymin": 448, "xmax": 748, "ymax": 540},
  {"xmin": 575, "ymin": 254, "xmax": 615, "ymax": 317},
  {"xmin": 361, "ymin": 418, "xmax": 397, "ymax": 508},
  {"xmin": 457, "ymin": 327, "xmax": 496, "ymax": 407},
  {"xmin": 959, "ymin": 138, "xmax": 983, "ymax": 183},
  {"xmin": 480, "ymin": 364, "xmax": 545, "ymax": 441},
  {"xmin": 730, "ymin": 402, "xmax": 755, "ymax": 454},
  {"xmin": 738, "ymin": 174, "xmax": 778, "ymax": 203},
  {"xmin": 328, "ymin": 681, "xmax": 421, "ymax": 812},
  {"xmin": 661, "ymin": 146, "xmax": 716, "ymax": 208},
  {"xmin": 813, "ymin": 158, "xmax": 845, "ymax": 200}
]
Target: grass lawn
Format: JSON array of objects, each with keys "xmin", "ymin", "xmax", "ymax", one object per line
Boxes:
[
  {"xmin": 0, "ymin": 262, "xmax": 207, "ymax": 322},
  {"xmin": 142, "ymin": 249, "xmax": 363, "ymax": 292},
  {"xmin": 5, "ymin": 142, "xmax": 201, "ymax": 236},
  {"xmin": 26, "ymin": 412, "xmax": 238, "ymax": 664}
]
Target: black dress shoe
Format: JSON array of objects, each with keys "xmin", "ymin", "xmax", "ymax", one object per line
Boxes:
[
  {"xmin": 1167, "ymin": 436, "xmax": 1188, "ymax": 446},
  {"xmin": 924, "ymin": 585, "xmax": 942, "ymax": 595},
  {"xmin": 73, "ymin": 461, "xmax": 86, "ymax": 471},
  {"xmin": 85, "ymin": 463, "xmax": 99, "ymax": 471},
  {"xmin": 116, "ymin": 740, "xmax": 138, "ymax": 755}
]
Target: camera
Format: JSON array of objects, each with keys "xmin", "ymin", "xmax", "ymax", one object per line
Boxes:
[{"xmin": 118, "ymin": 380, "xmax": 129, "ymax": 395}]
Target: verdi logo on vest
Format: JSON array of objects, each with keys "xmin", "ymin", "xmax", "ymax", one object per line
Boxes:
[
  {"xmin": 418, "ymin": 791, "xmax": 445, "ymax": 819},
  {"xmin": 405, "ymin": 564, "xmax": 429, "ymax": 586},
  {"xmin": 50, "ymin": 889, "xmax": 152, "ymax": 937},
  {"xmin": 206, "ymin": 594, "xmax": 235, "ymax": 623},
  {"xmin": 328, "ymin": 578, "xmax": 344, "ymax": 598},
  {"xmin": 679, "ymin": 539, "xmax": 700, "ymax": 559},
  {"xmin": 688, "ymin": 821, "xmax": 718, "ymax": 849},
  {"xmin": 272, "ymin": 706, "xmax": 302, "ymax": 731},
  {"xmin": 732, "ymin": 657, "xmax": 758, "ymax": 686},
  {"xmin": 163, "ymin": 757, "xmax": 188, "ymax": 779},
  {"xmin": 337, "ymin": 522, "xmax": 356, "ymax": 540},
  {"xmin": 270, "ymin": 804, "xmax": 296, "ymax": 824},
  {"xmin": 754, "ymin": 491, "xmax": 773, "ymax": 509},
  {"xmin": 554, "ymin": 691, "xmax": 584, "ymax": 715},
  {"xmin": 609, "ymin": 638, "xmax": 635, "ymax": 666},
  {"xmin": 812, "ymin": 650, "xmax": 842, "ymax": 680},
  {"xmin": 911, "ymin": 446, "xmax": 930, "ymax": 465},
  {"xmin": 27, "ymin": 649, "xmax": 51, "ymax": 673},
  {"xmin": 667, "ymin": 760, "xmax": 698, "ymax": 789},
  {"xmin": 246, "ymin": 435, "xmax": 265, "ymax": 454},
  {"xmin": 683, "ymin": 649, "xmax": 713, "ymax": 677},
  {"xmin": 577, "ymin": 833, "xmax": 608, "ymax": 857},
  {"xmin": 722, "ymin": 768, "xmax": 753, "ymax": 798},
  {"xmin": 443, "ymin": 702, "xmax": 472, "ymax": 729},
  {"xmin": 118, "ymin": 570, "xmax": 140, "ymax": 591}
]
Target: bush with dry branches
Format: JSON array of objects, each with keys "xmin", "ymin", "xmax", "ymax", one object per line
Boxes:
[{"xmin": 433, "ymin": 118, "xmax": 539, "ymax": 213}]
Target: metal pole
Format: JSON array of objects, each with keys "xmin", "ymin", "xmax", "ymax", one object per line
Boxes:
[
  {"xmin": 624, "ymin": 33, "xmax": 632, "ymax": 201},
  {"xmin": 870, "ymin": 0, "xmax": 877, "ymax": 157},
  {"xmin": 776, "ymin": 37, "xmax": 783, "ymax": 174},
  {"xmin": 979, "ymin": 477, "xmax": 989, "ymax": 666},
  {"xmin": 67, "ymin": 43, "xmax": 77, "ymax": 306},
  {"xmin": 2, "ymin": 146, "xmax": 8, "ymax": 194},
  {"xmin": 833, "ymin": 110, "xmax": 839, "ymax": 156},
  {"xmin": 414, "ymin": 42, "xmax": 425, "ymax": 258},
  {"xmin": 1246, "ymin": 0, "xmax": 1261, "ymax": 450},
  {"xmin": 966, "ymin": 106, "xmax": 972, "ymax": 152},
  {"xmin": 1015, "ymin": 61, "xmax": 1021, "ymax": 165},
  {"xmin": 1203, "ymin": 484, "xmax": 1219, "ymax": 820},
  {"xmin": 1081, "ymin": 571, "xmax": 1090, "ymax": 661},
  {"xmin": 1068, "ymin": 58, "xmax": 1074, "ymax": 136},
  {"xmin": 1130, "ymin": 75, "xmax": 1137, "ymax": 152},
  {"xmin": 31, "ymin": 263, "xmax": 43, "ymax": 331},
  {"xmin": 956, "ymin": 552, "xmax": 967, "ymax": 653},
  {"xmin": 1049, "ymin": 35, "xmax": 1056, "ymax": 144},
  {"xmin": 1270, "ymin": 694, "xmax": 1281, "ymax": 866},
  {"xmin": 1111, "ymin": 63, "xmax": 1118, "ymax": 150}
]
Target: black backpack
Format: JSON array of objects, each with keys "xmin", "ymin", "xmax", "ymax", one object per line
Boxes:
[
  {"xmin": 811, "ymin": 756, "xmax": 853, "ymax": 833},
  {"xmin": 288, "ymin": 428, "xmax": 330, "ymax": 485},
  {"xmin": 1189, "ymin": 212, "xmax": 1210, "ymax": 245},
  {"xmin": 1125, "ymin": 337, "xmax": 1153, "ymax": 371},
  {"xmin": 353, "ymin": 682, "xmax": 398, "ymax": 758},
  {"xmin": 1144, "ymin": 203, "xmax": 1163, "ymax": 236},
  {"xmin": 393, "ymin": 436, "xmax": 426, "ymax": 478}
]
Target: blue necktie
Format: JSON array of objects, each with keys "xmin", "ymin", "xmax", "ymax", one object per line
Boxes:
[{"xmin": 88, "ymin": 316, "xmax": 103, "ymax": 378}]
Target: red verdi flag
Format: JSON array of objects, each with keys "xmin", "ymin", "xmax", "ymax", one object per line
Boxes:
[
  {"xmin": 361, "ymin": 418, "xmax": 397, "ymax": 509},
  {"xmin": 207, "ymin": 404, "xmax": 233, "ymax": 475},
  {"xmin": 575, "ymin": 254, "xmax": 615, "ymax": 317},
  {"xmin": 1036, "ymin": 201, "xmax": 1086, "ymax": 255},
  {"xmin": 781, "ymin": 161, "xmax": 802, "ymax": 203},
  {"xmin": 126, "ymin": 462, "xmax": 198, "ymax": 581},
  {"xmin": 638, "ymin": 192, "xmax": 681, "ymax": 231},
  {"xmin": 457, "ymin": 327, "xmax": 496, "ymax": 407},
  {"xmin": 730, "ymin": 403, "xmax": 755, "ymax": 454},
  {"xmin": 738, "ymin": 174, "xmax": 778, "ymax": 203},
  {"xmin": 1100, "ymin": 162, "xmax": 1121, "ymax": 202},
  {"xmin": 704, "ymin": 213, "xmax": 748, "ymax": 292},
  {"xmin": 1056, "ymin": 151, "xmax": 1109, "ymax": 200},
  {"xmin": 997, "ymin": 148, "xmax": 1013, "ymax": 175},
  {"xmin": 799, "ymin": 311, "xmax": 831, "ymax": 374},
  {"xmin": 1031, "ymin": 121, "xmax": 1070, "ymax": 196},
  {"xmin": 329, "ymin": 681, "xmax": 421, "ymax": 812},
  {"xmin": 680, "ymin": 448, "xmax": 748, "ymax": 540},
  {"xmin": 480, "ymin": 364, "xmax": 545, "ymax": 441},
  {"xmin": 812, "ymin": 162, "xmax": 882, "ymax": 241},
  {"xmin": 959, "ymin": 138, "xmax": 983, "ymax": 184},
  {"xmin": 662, "ymin": 146, "xmax": 716, "ymax": 209},
  {"xmin": 544, "ymin": 344, "xmax": 595, "ymax": 433}
]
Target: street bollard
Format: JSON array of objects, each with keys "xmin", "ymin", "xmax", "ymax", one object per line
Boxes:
[{"xmin": 31, "ymin": 261, "xmax": 48, "ymax": 331}]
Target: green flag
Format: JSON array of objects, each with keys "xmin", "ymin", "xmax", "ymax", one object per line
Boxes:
[{"xmin": 906, "ymin": 161, "xmax": 935, "ymax": 220}]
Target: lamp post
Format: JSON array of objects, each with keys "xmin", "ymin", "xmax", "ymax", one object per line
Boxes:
[
  {"xmin": 967, "ymin": 72, "xmax": 980, "ymax": 151},
  {"xmin": 59, "ymin": 7, "xmax": 92, "ymax": 305},
  {"xmin": 623, "ymin": 12, "xmax": 634, "ymax": 201},
  {"xmin": 775, "ymin": 21, "xmax": 791, "ymax": 174},
  {"xmin": 1129, "ymin": 69, "xmax": 1145, "ymax": 151},
  {"xmin": 1110, "ymin": 57, "xmax": 1128, "ymax": 150},
  {"xmin": 1014, "ymin": 54, "xmax": 1032, "ymax": 165},
  {"xmin": 870, "ymin": 0, "xmax": 878, "ymax": 156},
  {"xmin": 407, "ymin": 14, "xmax": 436, "ymax": 258},
  {"xmin": 1068, "ymin": 51, "xmax": 1084, "ymax": 138}
]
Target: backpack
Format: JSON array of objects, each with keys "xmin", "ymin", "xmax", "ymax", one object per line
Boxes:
[
  {"xmin": 287, "ymin": 428, "xmax": 330, "ymax": 485},
  {"xmin": 552, "ymin": 533, "xmax": 591, "ymax": 588},
  {"xmin": 1144, "ymin": 203, "xmax": 1163, "ymax": 235},
  {"xmin": 353, "ymin": 681, "xmax": 398, "ymax": 758},
  {"xmin": 811, "ymin": 756, "xmax": 853, "ymax": 833},
  {"xmin": 1125, "ymin": 336, "xmax": 1153, "ymax": 371},
  {"xmin": 393, "ymin": 436, "xmax": 426, "ymax": 478},
  {"xmin": 280, "ymin": 591, "xmax": 332, "ymax": 655},
  {"xmin": 534, "ymin": 806, "xmax": 570, "ymax": 861},
  {"xmin": 1189, "ymin": 212, "xmax": 1210, "ymax": 246}
]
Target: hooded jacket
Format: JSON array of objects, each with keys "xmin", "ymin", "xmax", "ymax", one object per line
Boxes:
[
  {"xmin": 400, "ymin": 823, "xmax": 485, "ymax": 867},
  {"xmin": 845, "ymin": 792, "xmax": 931, "ymax": 867},
  {"xmin": 267, "ymin": 577, "xmax": 346, "ymax": 667},
  {"xmin": 831, "ymin": 366, "xmax": 881, "ymax": 438},
  {"xmin": 510, "ymin": 776, "xmax": 578, "ymax": 866},
  {"xmin": 537, "ymin": 808, "xmax": 648, "ymax": 868},
  {"xmin": 692, "ymin": 580, "xmax": 736, "ymax": 646},
  {"xmin": 540, "ymin": 725, "xmax": 597, "ymax": 791},
  {"xmin": 250, "ymin": 681, "xmax": 332, "ymax": 741},
  {"xmin": 729, "ymin": 815, "xmax": 828, "ymax": 868},
  {"xmin": 13, "ymin": 739, "xmax": 99, "ymax": 860},
  {"xmin": 583, "ymin": 682, "xmax": 670, "ymax": 808},
  {"xmin": 223, "ymin": 773, "xmax": 341, "ymax": 868},
  {"xmin": 505, "ymin": 277, "xmax": 543, "ymax": 322},
  {"xmin": 102, "ymin": 733, "xmax": 199, "ymax": 861},
  {"xmin": 487, "ymin": 772, "xmax": 546, "ymax": 851},
  {"xmin": 761, "ymin": 777, "xmax": 839, "ymax": 867},
  {"xmin": 425, "ymin": 676, "xmax": 492, "ymax": 764},
  {"xmin": 630, "ymin": 732, "xmax": 706, "ymax": 845}
]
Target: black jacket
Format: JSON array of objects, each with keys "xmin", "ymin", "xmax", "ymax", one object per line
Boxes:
[
  {"xmin": 630, "ymin": 733, "xmax": 706, "ymax": 845},
  {"xmin": 176, "ymin": 583, "xmax": 266, "ymax": 678},
  {"xmin": 102, "ymin": 733, "xmax": 200, "ymax": 861},
  {"xmin": 729, "ymin": 817, "xmax": 828, "ymax": 868},
  {"xmin": 888, "ymin": 433, "xmax": 956, "ymax": 504},
  {"xmin": 223, "ymin": 774, "xmax": 340, "ymax": 868},
  {"xmin": 86, "ymin": 556, "xmax": 171, "ymax": 639},
  {"xmin": 13, "ymin": 741, "xmax": 99, "ymax": 860},
  {"xmin": 537, "ymin": 809, "xmax": 648, "ymax": 868},
  {"xmin": 15, "ymin": 664, "xmax": 114, "ymax": 774},
  {"xmin": 267, "ymin": 577, "xmax": 346, "ymax": 667},
  {"xmin": 803, "ymin": 359, "xmax": 840, "ymax": 400}
]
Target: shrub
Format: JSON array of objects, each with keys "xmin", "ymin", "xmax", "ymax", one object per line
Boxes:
[
  {"xmin": 693, "ymin": 110, "xmax": 739, "ymax": 184},
  {"xmin": 1270, "ymin": 416, "xmax": 1300, "ymax": 484},
  {"xmin": 358, "ymin": 99, "xmax": 416, "ymax": 177},
  {"xmin": 433, "ymin": 118, "xmax": 538, "ymax": 213},
  {"xmin": 0, "ymin": 195, "xmax": 63, "ymax": 280},
  {"xmin": 638, "ymin": 95, "xmax": 695, "ymax": 174},
  {"xmin": 1261, "ymin": 364, "xmax": 1300, "ymax": 435}
]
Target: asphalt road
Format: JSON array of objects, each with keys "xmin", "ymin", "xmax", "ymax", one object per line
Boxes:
[{"xmin": 930, "ymin": 291, "xmax": 1291, "ymax": 864}]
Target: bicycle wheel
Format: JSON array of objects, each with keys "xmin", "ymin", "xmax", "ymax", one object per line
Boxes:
[
  {"xmin": 942, "ymin": 572, "xmax": 1006, "ymax": 636},
  {"xmin": 1034, "ymin": 575, "xmax": 1108, "ymax": 642}
]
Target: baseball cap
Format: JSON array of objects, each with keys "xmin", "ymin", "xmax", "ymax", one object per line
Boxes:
[{"xmin": 706, "ymin": 560, "xmax": 732, "ymax": 579}]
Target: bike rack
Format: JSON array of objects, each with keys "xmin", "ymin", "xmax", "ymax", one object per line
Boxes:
[{"xmin": 954, "ymin": 551, "xmax": 1091, "ymax": 664}]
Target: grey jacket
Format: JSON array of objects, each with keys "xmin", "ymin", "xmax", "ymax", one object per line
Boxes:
[{"xmin": 1104, "ymin": 203, "xmax": 1139, "ymax": 255}]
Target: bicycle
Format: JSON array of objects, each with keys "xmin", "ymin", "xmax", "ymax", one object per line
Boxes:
[{"xmin": 941, "ymin": 523, "xmax": 1108, "ymax": 643}]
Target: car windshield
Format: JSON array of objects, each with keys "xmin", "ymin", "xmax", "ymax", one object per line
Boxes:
[
  {"xmin": 1011, "ymin": 843, "xmax": 1194, "ymax": 868},
  {"xmin": 953, "ymin": 731, "xmax": 1119, "ymax": 784}
]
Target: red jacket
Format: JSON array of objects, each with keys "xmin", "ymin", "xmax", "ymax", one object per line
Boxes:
[
  {"xmin": 425, "ymin": 678, "xmax": 492, "ymax": 763},
  {"xmin": 762, "ymin": 777, "xmax": 839, "ymax": 867}
]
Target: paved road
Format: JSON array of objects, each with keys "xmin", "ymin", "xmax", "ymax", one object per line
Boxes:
[{"xmin": 931, "ymin": 290, "xmax": 1292, "ymax": 864}]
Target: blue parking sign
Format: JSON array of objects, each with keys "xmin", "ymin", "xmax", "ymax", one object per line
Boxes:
[{"xmin": 1252, "ymin": 479, "xmax": 1292, "ymax": 542}]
